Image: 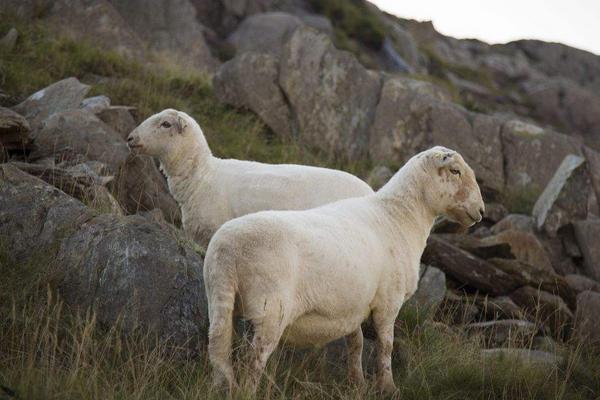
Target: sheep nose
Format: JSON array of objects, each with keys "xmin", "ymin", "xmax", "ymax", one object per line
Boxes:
[
  {"xmin": 479, "ymin": 208, "xmax": 485, "ymax": 218},
  {"xmin": 127, "ymin": 136, "xmax": 134, "ymax": 143}
]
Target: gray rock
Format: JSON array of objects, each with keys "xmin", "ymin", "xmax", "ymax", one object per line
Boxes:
[
  {"xmin": 574, "ymin": 290, "xmax": 600, "ymax": 345},
  {"xmin": 8, "ymin": 161, "xmax": 121, "ymax": 215},
  {"xmin": 12, "ymin": 77, "xmax": 91, "ymax": 130},
  {"xmin": 486, "ymin": 230, "xmax": 555, "ymax": 274},
  {"xmin": 299, "ymin": 14, "xmax": 332, "ymax": 36},
  {"xmin": 80, "ymin": 95, "xmax": 111, "ymax": 114},
  {"xmin": 58, "ymin": 213, "xmax": 206, "ymax": 348},
  {"xmin": 422, "ymin": 236, "xmax": 521, "ymax": 296},
  {"xmin": 0, "ymin": 106, "xmax": 31, "ymax": 156},
  {"xmin": 115, "ymin": 154, "xmax": 181, "ymax": 226},
  {"xmin": 583, "ymin": 146, "xmax": 600, "ymax": 212},
  {"xmin": 491, "ymin": 214, "xmax": 534, "ymax": 234},
  {"xmin": 482, "ymin": 203, "xmax": 508, "ymax": 224},
  {"xmin": 532, "ymin": 155, "xmax": 590, "ymax": 236},
  {"xmin": 279, "ymin": 27, "xmax": 381, "ymax": 160},
  {"xmin": 368, "ymin": 77, "xmax": 505, "ymax": 193},
  {"xmin": 44, "ymin": 0, "xmax": 146, "ymax": 60},
  {"xmin": 482, "ymin": 348, "xmax": 563, "ymax": 366},
  {"xmin": 1, "ymin": 163, "xmax": 206, "ymax": 349},
  {"xmin": 29, "ymin": 109, "xmax": 129, "ymax": 174},
  {"xmin": 406, "ymin": 265, "xmax": 446, "ymax": 311},
  {"xmin": 573, "ymin": 219, "xmax": 600, "ymax": 282},
  {"xmin": 0, "ymin": 27, "xmax": 18, "ymax": 51},
  {"xmin": 564, "ymin": 274, "xmax": 600, "ymax": 293},
  {"xmin": 214, "ymin": 52, "xmax": 294, "ymax": 137},
  {"xmin": 227, "ymin": 12, "xmax": 302, "ymax": 57},
  {"xmin": 97, "ymin": 106, "xmax": 137, "ymax": 140},
  {"xmin": 108, "ymin": 0, "xmax": 219, "ymax": 72},
  {"xmin": 0, "ymin": 164, "xmax": 94, "ymax": 265},
  {"xmin": 480, "ymin": 296, "xmax": 523, "ymax": 320},
  {"xmin": 510, "ymin": 40, "xmax": 600, "ymax": 94},
  {"xmin": 510, "ymin": 286, "xmax": 573, "ymax": 336},
  {"xmin": 501, "ymin": 120, "xmax": 584, "ymax": 195},
  {"xmin": 524, "ymin": 77, "xmax": 600, "ymax": 150},
  {"xmin": 466, "ymin": 320, "xmax": 539, "ymax": 347},
  {"xmin": 366, "ymin": 165, "xmax": 393, "ymax": 191}
]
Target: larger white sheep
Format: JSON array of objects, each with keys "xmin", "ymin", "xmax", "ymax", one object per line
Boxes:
[
  {"xmin": 204, "ymin": 146, "xmax": 485, "ymax": 394},
  {"xmin": 126, "ymin": 109, "xmax": 373, "ymax": 246}
]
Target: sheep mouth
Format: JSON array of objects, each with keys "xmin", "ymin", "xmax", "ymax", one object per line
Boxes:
[
  {"xmin": 466, "ymin": 211, "xmax": 480, "ymax": 223},
  {"xmin": 128, "ymin": 144, "xmax": 144, "ymax": 151}
]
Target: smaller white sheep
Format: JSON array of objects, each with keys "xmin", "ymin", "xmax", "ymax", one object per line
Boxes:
[
  {"xmin": 204, "ymin": 146, "xmax": 484, "ymax": 394},
  {"xmin": 126, "ymin": 109, "xmax": 373, "ymax": 246}
]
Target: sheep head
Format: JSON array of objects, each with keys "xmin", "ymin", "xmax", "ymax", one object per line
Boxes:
[
  {"xmin": 424, "ymin": 146, "xmax": 485, "ymax": 227},
  {"xmin": 126, "ymin": 109, "xmax": 192, "ymax": 158}
]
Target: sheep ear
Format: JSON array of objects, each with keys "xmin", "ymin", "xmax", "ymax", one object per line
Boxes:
[
  {"xmin": 176, "ymin": 115, "xmax": 188, "ymax": 134},
  {"xmin": 434, "ymin": 152, "xmax": 454, "ymax": 167}
]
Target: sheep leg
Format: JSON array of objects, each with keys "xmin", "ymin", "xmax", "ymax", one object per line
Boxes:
[
  {"xmin": 373, "ymin": 311, "xmax": 397, "ymax": 395},
  {"xmin": 245, "ymin": 319, "xmax": 283, "ymax": 394},
  {"xmin": 346, "ymin": 328, "xmax": 365, "ymax": 386}
]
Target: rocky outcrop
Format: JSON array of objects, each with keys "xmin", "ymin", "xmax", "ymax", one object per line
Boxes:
[
  {"xmin": 532, "ymin": 155, "xmax": 590, "ymax": 236},
  {"xmin": 466, "ymin": 320, "xmax": 539, "ymax": 347},
  {"xmin": 0, "ymin": 163, "xmax": 206, "ymax": 348},
  {"xmin": 12, "ymin": 78, "xmax": 91, "ymax": 130},
  {"xmin": 573, "ymin": 219, "xmax": 600, "ymax": 282},
  {"xmin": 227, "ymin": 12, "xmax": 302, "ymax": 57},
  {"xmin": 406, "ymin": 265, "xmax": 446, "ymax": 312},
  {"xmin": 214, "ymin": 52, "xmax": 294, "ymax": 137},
  {"xmin": 29, "ymin": 109, "xmax": 129, "ymax": 174},
  {"xmin": 116, "ymin": 154, "xmax": 182, "ymax": 225},
  {"xmin": 279, "ymin": 27, "xmax": 381, "ymax": 160},
  {"xmin": 107, "ymin": 0, "xmax": 219, "ymax": 72},
  {"xmin": 510, "ymin": 286, "xmax": 573, "ymax": 336}
]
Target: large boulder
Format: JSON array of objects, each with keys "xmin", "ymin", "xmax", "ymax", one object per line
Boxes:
[
  {"xmin": 9, "ymin": 161, "xmax": 122, "ymax": 215},
  {"xmin": 214, "ymin": 52, "xmax": 294, "ymax": 137},
  {"xmin": 12, "ymin": 78, "xmax": 91, "ymax": 130},
  {"xmin": 97, "ymin": 106, "xmax": 137, "ymax": 139},
  {"xmin": 523, "ymin": 78, "xmax": 600, "ymax": 150},
  {"xmin": 108, "ymin": 0, "xmax": 219, "ymax": 72},
  {"xmin": 227, "ymin": 12, "xmax": 302, "ymax": 57},
  {"xmin": 501, "ymin": 120, "xmax": 584, "ymax": 195},
  {"xmin": 0, "ymin": 164, "xmax": 94, "ymax": 264},
  {"xmin": 368, "ymin": 77, "xmax": 505, "ymax": 193},
  {"xmin": 532, "ymin": 155, "xmax": 591, "ymax": 236},
  {"xmin": 583, "ymin": 146, "xmax": 600, "ymax": 212},
  {"xmin": 0, "ymin": 163, "xmax": 206, "ymax": 348},
  {"xmin": 564, "ymin": 274, "xmax": 600, "ymax": 294},
  {"xmin": 573, "ymin": 219, "xmax": 600, "ymax": 282},
  {"xmin": 116, "ymin": 154, "xmax": 182, "ymax": 225},
  {"xmin": 44, "ymin": 0, "xmax": 146, "ymax": 59},
  {"xmin": 58, "ymin": 213, "xmax": 206, "ymax": 347},
  {"xmin": 279, "ymin": 27, "xmax": 381, "ymax": 160},
  {"xmin": 510, "ymin": 40, "xmax": 600, "ymax": 94},
  {"xmin": 574, "ymin": 290, "xmax": 600, "ymax": 346},
  {"xmin": 29, "ymin": 109, "xmax": 129, "ymax": 174}
]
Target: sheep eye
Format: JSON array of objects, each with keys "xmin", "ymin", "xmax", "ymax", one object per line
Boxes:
[
  {"xmin": 160, "ymin": 121, "xmax": 172, "ymax": 128},
  {"xmin": 450, "ymin": 169, "xmax": 461, "ymax": 176}
]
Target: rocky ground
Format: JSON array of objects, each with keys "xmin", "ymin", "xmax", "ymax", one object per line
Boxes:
[{"xmin": 1, "ymin": 1, "xmax": 600, "ymax": 399}]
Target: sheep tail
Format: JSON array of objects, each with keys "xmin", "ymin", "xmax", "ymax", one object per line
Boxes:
[{"xmin": 206, "ymin": 253, "xmax": 237, "ymax": 392}]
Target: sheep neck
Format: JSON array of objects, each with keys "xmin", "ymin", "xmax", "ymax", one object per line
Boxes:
[
  {"xmin": 159, "ymin": 142, "xmax": 214, "ymax": 212},
  {"xmin": 376, "ymin": 167, "xmax": 437, "ymax": 260}
]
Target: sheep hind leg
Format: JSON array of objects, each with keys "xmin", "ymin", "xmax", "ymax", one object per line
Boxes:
[
  {"xmin": 244, "ymin": 317, "xmax": 284, "ymax": 395},
  {"xmin": 372, "ymin": 310, "xmax": 398, "ymax": 395},
  {"xmin": 346, "ymin": 328, "xmax": 365, "ymax": 387}
]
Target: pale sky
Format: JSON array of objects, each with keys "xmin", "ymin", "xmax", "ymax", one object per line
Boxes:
[{"xmin": 371, "ymin": 0, "xmax": 600, "ymax": 56}]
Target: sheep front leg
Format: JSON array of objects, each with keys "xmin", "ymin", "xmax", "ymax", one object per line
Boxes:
[
  {"xmin": 373, "ymin": 311, "xmax": 397, "ymax": 395},
  {"xmin": 346, "ymin": 328, "xmax": 365, "ymax": 386}
]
